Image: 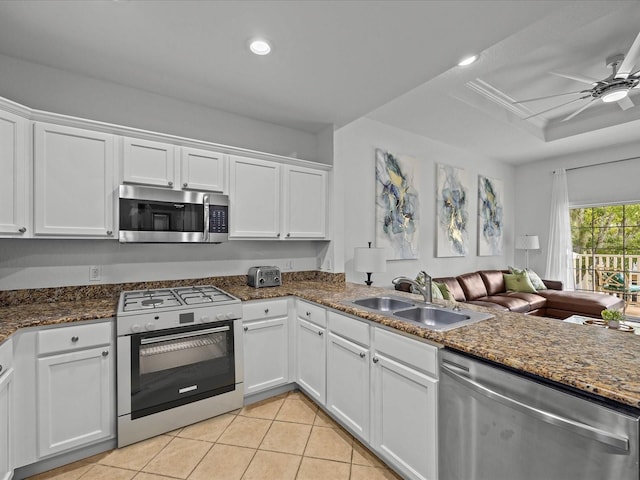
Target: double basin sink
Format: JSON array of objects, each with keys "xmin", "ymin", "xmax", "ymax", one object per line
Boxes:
[{"xmin": 348, "ymin": 295, "xmax": 493, "ymax": 331}]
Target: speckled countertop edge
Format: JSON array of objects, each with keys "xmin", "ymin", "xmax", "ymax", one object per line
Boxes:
[{"xmin": 2, "ymin": 276, "xmax": 640, "ymax": 409}]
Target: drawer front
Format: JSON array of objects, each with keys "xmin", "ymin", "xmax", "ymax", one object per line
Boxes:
[
  {"xmin": 373, "ymin": 327, "xmax": 438, "ymax": 378},
  {"xmin": 38, "ymin": 322, "xmax": 113, "ymax": 355},
  {"xmin": 0, "ymin": 338, "xmax": 12, "ymax": 374},
  {"xmin": 328, "ymin": 311, "xmax": 369, "ymax": 346},
  {"xmin": 296, "ymin": 300, "xmax": 327, "ymax": 328},
  {"xmin": 243, "ymin": 299, "xmax": 289, "ymax": 321}
]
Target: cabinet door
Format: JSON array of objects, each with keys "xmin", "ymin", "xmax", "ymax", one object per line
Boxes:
[
  {"xmin": 296, "ymin": 317, "xmax": 326, "ymax": 405},
  {"xmin": 37, "ymin": 345, "xmax": 114, "ymax": 457},
  {"xmin": 326, "ymin": 332, "xmax": 369, "ymax": 441},
  {"xmin": 0, "ymin": 110, "xmax": 28, "ymax": 237},
  {"xmin": 283, "ymin": 166, "xmax": 327, "ymax": 239},
  {"xmin": 372, "ymin": 353, "xmax": 437, "ymax": 480},
  {"xmin": 123, "ymin": 137, "xmax": 176, "ymax": 188},
  {"xmin": 243, "ymin": 317, "xmax": 289, "ymax": 395},
  {"xmin": 229, "ymin": 156, "xmax": 280, "ymax": 238},
  {"xmin": 0, "ymin": 367, "xmax": 13, "ymax": 480},
  {"xmin": 34, "ymin": 123, "xmax": 115, "ymax": 237},
  {"xmin": 181, "ymin": 147, "xmax": 226, "ymax": 193}
]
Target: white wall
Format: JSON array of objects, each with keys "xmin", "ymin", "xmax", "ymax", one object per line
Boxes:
[
  {"xmin": 0, "ymin": 53, "xmax": 328, "ymax": 164},
  {"xmin": 514, "ymin": 141, "xmax": 640, "ymax": 277},
  {"xmin": 336, "ymin": 118, "xmax": 516, "ymax": 288}
]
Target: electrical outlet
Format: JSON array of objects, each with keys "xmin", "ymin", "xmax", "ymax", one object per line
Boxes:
[{"xmin": 89, "ymin": 265, "xmax": 102, "ymax": 282}]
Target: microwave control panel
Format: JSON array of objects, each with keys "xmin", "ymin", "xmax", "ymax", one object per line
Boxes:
[{"xmin": 209, "ymin": 205, "xmax": 228, "ymax": 233}]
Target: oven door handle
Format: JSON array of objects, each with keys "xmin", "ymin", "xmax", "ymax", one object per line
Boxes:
[{"xmin": 140, "ymin": 325, "xmax": 230, "ymax": 345}]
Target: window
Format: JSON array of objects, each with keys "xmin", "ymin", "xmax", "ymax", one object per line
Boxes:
[{"xmin": 571, "ymin": 203, "xmax": 640, "ymax": 318}]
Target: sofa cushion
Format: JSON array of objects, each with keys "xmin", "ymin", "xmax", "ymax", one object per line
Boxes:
[
  {"xmin": 457, "ymin": 272, "xmax": 488, "ymax": 301},
  {"xmin": 480, "ymin": 270, "xmax": 506, "ymax": 296},
  {"xmin": 496, "ymin": 292, "xmax": 547, "ymax": 310},
  {"xmin": 433, "ymin": 277, "xmax": 466, "ymax": 302},
  {"xmin": 466, "ymin": 300, "xmax": 509, "ymax": 311},
  {"xmin": 481, "ymin": 295, "xmax": 531, "ymax": 313},
  {"xmin": 536, "ymin": 289, "xmax": 624, "ymax": 317}
]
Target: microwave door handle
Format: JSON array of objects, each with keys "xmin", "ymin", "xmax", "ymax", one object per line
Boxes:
[{"xmin": 203, "ymin": 197, "xmax": 210, "ymax": 242}]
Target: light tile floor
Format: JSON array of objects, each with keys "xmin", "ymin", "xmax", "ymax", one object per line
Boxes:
[{"xmin": 27, "ymin": 390, "xmax": 402, "ymax": 480}]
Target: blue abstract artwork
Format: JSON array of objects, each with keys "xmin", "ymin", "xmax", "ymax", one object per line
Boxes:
[
  {"xmin": 477, "ymin": 175, "xmax": 504, "ymax": 256},
  {"xmin": 375, "ymin": 148, "xmax": 419, "ymax": 260},
  {"xmin": 436, "ymin": 164, "xmax": 468, "ymax": 257}
]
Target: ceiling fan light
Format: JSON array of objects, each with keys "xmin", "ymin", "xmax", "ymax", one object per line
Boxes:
[{"xmin": 601, "ymin": 86, "xmax": 629, "ymax": 103}]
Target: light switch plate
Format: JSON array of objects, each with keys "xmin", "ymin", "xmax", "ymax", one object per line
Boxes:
[{"xmin": 89, "ymin": 265, "xmax": 102, "ymax": 281}]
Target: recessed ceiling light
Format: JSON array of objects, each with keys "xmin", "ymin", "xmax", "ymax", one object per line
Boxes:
[
  {"xmin": 458, "ymin": 55, "xmax": 478, "ymax": 67},
  {"xmin": 249, "ymin": 38, "xmax": 272, "ymax": 56}
]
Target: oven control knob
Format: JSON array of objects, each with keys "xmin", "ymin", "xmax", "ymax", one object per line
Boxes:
[
  {"xmin": 145, "ymin": 322, "xmax": 157, "ymax": 331},
  {"xmin": 200, "ymin": 315, "xmax": 210, "ymax": 323},
  {"xmin": 216, "ymin": 313, "xmax": 225, "ymax": 320},
  {"xmin": 131, "ymin": 324, "xmax": 142, "ymax": 333}
]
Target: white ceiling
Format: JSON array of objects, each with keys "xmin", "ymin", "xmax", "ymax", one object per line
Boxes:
[{"xmin": 0, "ymin": 0, "xmax": 639, "ymax": 165}]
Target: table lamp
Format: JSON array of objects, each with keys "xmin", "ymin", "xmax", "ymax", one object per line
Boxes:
[
  {"xmin": 354, "ymin": 242, "xmax": 387, "ymax": 286},
  {"xmin": 515, "ymin": 234, "xmax": 539, "ymax": 269}
]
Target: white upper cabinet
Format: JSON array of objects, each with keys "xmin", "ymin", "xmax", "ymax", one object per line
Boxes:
[
  {"xmin": 34, "ymin": 123, "xmax": 115, "ymax": 237},
  {"xmin": 0, "ymin": 109, "xmax": 28, "ymax": 237},
  {"xmin": 122, "ymin": 137, "xmax": 176, "ymax": 188},
  {"xmin": 282, "ymin": 165, "xmax": 327, "ymax": 239},
  {"xmin": 123, "ymin": 138, "xmax": 227, "ymax": 193},
  {"xmin": 180, "ymin": 147, "xmax": 226, "ymax": 193},
  {"xmin": 229, "ymin": 155, "xmax": 328, "ymax": 240},
  {"xmin": 229, "ymin": 155, "xmax": 281, "ymax": 238}
]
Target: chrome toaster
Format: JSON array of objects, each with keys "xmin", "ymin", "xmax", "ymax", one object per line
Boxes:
[{"xmin": 247, "ymin": 266, "xmax": 282, "ymax": 288}]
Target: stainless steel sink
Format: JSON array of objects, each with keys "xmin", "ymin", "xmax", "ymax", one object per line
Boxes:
[
  {"xmin": 348, "ymin": 295, "xmax": 493, "ymax": 331},
  {"xmin": 351, "ymin": 296, "xmax": 414, "ymax": 312}
]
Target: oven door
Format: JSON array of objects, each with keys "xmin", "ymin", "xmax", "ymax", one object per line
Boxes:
[{"xmin": 129, "ymin": 321, "xmax": 235, "ymax": 419}]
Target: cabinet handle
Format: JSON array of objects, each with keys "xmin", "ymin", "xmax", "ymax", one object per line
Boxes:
[
  {"xmin": 372, "ymin": 357, "xmax": 379, "ymax": 363},
  {"xmin": 106, "ymin": 230, "xmax": 113, "ymax": 236},
  {"xmin": 102, "ymin": 350, "xmax": 109, "ymax": 357},
  {"xmin": 359, "ymin": 352, "xmax": 366, "ymax": 358},
  {"xmin": 318, "ymin": 331, "xmax": 323, "ymax": 336},
  {"xmin": 264, "ymin": 308, "xmax": 269, "ymax": 314},
  {"xmin": 277, "ymin": 233, "xmax": 281, "ymax": 238},
  {"xmin": 18, "ymin": 227, "xmax": 27, "ymax": 233},
  {"xmin": 71, "ymin": 336, "xmax": 79, "ymax": 342},
  {"xmin": 286, "ymin": 233, "xmax": 291, "ymax": 238},
  {"xmin": 168, "ymin": 181, "xmax": 173, "ymax": 187},
  {"xmin": 244, "ymin": 326, "xmax": 248, "ymax": 332},
  {"xmin": 183, "ymin": 182, "xmax": 188, "ymax": 188},
  {"xmin": 306, "ymin": 312, "xmax": 311, "ymax": 317}
]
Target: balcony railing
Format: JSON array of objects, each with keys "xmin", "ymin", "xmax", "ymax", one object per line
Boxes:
[{"xmin": 573, "ymin": 252, "xmax": 640, "ymax": 318}]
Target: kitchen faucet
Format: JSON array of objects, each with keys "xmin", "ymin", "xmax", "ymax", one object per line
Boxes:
[{"xmin": 392, "ymin": 271, "xmax": 432, "ymax": 303}]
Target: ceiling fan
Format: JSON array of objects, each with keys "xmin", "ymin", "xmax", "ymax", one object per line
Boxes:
[{"xmin": 514, "ymin": 31, "xmax": 640, "ymax": 122}]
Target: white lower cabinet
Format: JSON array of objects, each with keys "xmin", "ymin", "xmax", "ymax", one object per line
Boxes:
[
  {"xmin": 295, "ymin": 301, "xmax": 326, "ymax": 405},
  {"xmin": 0, "ymin": 340, "xmax": 14, "ymax": 480},
  {"xmin": 242, "ymin": 299, "xmax": 290, "ymax": 395},
  {"xmin": 371, "ymin": 327, "xmax": 439, "ymax": 480},
  {"xmin": 36, "ymin": 322, "xmax": 114, "ymax": 458}
]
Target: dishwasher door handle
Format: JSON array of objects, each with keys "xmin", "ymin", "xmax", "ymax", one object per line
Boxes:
[{"xmin": 441, "ymin": 364, "xmax": 630, "ymax": 451}]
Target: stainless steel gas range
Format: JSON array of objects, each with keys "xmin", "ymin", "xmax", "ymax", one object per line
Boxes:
[{"xmin": 116, "ymin": 285, "xmax": 243, "ymax": 447}]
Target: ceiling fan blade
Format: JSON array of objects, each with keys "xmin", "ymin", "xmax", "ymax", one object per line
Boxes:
[
  {"xmin": 617, "ymin": 95, "xmax": 635, "ymax": 110},
  {"xmin": 615, "ymin": 32, "xmax": 640, "ymax": 79},
  {"xmin": 549, "ymin": 71, "xmax": 599, "ymax": 85},
  {"xmin": 561, "ymin": 98, "xmax": 598, "ymax": 122},
  {"xmin": 522, "ymin": 95, "xmax": 591, "ymax": 120},
  {"xmin": 512, "ymin": 90, "xmax": 589, "ymax": 104}
]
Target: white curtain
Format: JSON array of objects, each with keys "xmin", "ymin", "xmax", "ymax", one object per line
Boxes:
[{"xmin": 545, "ymin": 169, "xmax": 575, "ymax": 290}]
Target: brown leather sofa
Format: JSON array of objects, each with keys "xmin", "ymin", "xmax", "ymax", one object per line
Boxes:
[{"xmin": 431, "ymin": 269, "xmax": 623, "ymax": 319}]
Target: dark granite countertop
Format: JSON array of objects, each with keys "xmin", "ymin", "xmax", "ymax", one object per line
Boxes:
[{"xmin": 2, "ymin": 277, "xmax": 640, "ymax": 409}]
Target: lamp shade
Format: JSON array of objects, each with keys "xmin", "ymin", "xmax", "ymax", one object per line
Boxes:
[
  {"xmin": 515, "ymin": 235, "xmax": 540, "ymax": 250},
  {"xmin": 354, "ymin": 246, "xmax": 386, "ymax": 273}
]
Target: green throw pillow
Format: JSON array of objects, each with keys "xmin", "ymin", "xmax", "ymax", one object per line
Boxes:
[
  {"xmin": 434, "ymin": 281, "xmax": 452, "ymax": 300},
  {"xmin": 508, "ymin": 266, "xmax": 546, "ymax": 291},
  {"xmin": 503, "ymin": 272, "xmax": 537, "ymax": 293},
  {"xmin": 431, "ymin": 282, "xmax": 444, "ymax": 300}
]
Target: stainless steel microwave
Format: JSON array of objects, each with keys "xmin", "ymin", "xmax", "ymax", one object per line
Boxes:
[{"xmin": 118, "ymin": 185, "xmax": 229, "ymax": 243}]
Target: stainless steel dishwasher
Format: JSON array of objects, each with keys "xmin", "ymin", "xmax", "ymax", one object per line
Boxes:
[{"xmin": 439, "ymin": 349, "xmax": 640, "ymax": 480}]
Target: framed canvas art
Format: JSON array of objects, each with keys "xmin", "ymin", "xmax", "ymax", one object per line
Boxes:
[
  {"xmin": 477, "ymin": 175, "xmax": 504, "ymax": 256},
  {"xmin": 436, "ymin": 164, "xmax": 469, "ymax": 257},
  {"xmin": 375, "ymin": 148, "xmax": 419, "ymax": 260}
]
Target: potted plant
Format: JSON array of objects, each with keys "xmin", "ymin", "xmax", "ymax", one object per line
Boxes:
[{"xmin": 601, "ymin": 308, "xmax": 625, "ymax": 329}]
